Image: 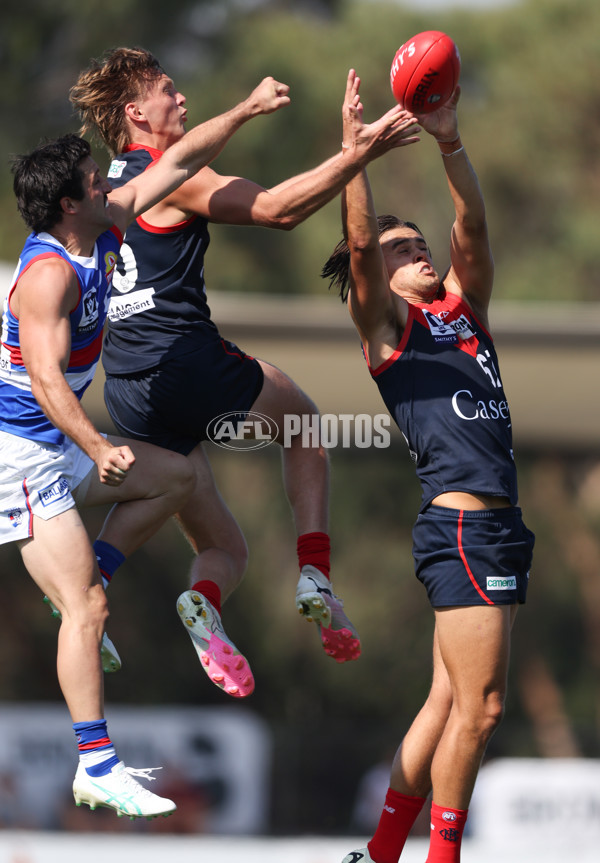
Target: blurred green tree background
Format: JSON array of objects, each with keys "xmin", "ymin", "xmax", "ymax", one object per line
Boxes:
[{"xmin": 0, "ymin": 0, "xmax": 599, "ymax": 836}]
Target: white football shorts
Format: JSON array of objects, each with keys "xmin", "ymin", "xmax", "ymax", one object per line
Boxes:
[{"xmin": 0, "ymin": 430, "xmax": 96, "ymax": 544}]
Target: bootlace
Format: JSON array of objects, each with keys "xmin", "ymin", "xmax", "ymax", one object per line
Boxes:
[{"xmin": 121, "ymin": 765, "xmax": 163, "ymax": 796}]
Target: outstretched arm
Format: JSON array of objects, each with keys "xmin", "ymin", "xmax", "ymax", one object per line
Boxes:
[
  {"xmin": 106, "ymin": 76, "xmax": 292, "ymax": 233},
  {"xmin": 418, "ymin": 88, "xmax": 494, "ymax": 325},
  {"xmin": 165, "ymin": 69, "xmax": 422, "ymax": 229},
  {"xmin": 342, "ymin": 73, "xmax": 414, "ymax": 369}
]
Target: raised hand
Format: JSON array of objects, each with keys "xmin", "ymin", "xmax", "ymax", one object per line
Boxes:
[
  {"xmin": 246, "ymin": 76, "xmax": 291, "ymax": 115},
  {"xmin": 342, "ymin": 69, "xmax": 421, "ymax": 163},
  {"xmin": 417, "ymin": 86, "xmax": 461, "ymax": 142}
]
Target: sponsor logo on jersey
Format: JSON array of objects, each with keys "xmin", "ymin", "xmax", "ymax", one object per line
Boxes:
[
  {"xmin": 108, "ymin": 160, "xmax": 127, "ymax": 179},
  {"xmin": 486, "ymin": 576, "xmax": 517, "ymax": 591},
  {"xmin": 207, "ymin": 411, "xmax": 279, "ymax": 450},
  {"xmin": 452, "ymin": 314, "xmax": 475, "ymax": 341},
  {"xmin": 39, "ymin": 477, "xmax": 70, "ymax": 507},
  {"xmin": 451, "ymin": 389, "xmax": 510, "ymax": 422},
  {"xmin": 424, "ymin": 310, "xmax": 476, "ymax": 344},
  {"xmin": 108, "ymin": 288, "xmax": 156, "ymax": 321}
]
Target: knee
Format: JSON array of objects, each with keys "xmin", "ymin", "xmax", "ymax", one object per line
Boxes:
[
  {"xmin": 474, "ymin": 691, "xmax": 506, "ymax": 742},
  {"xmin": 62, "ymin": 583, "xmax": 109, "ymax": 633},
  {"xmin": 89, "ymin": 584, "xmax": 109, "ymax": 624}
]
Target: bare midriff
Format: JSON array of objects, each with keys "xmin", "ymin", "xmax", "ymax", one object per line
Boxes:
[{"xmin": 431, "ymin": 491, "xmax": 512, "ymax": 511}]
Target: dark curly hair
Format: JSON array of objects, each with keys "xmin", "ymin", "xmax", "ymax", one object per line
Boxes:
[
  {"xmin": 12, "ymin": 134, "xmax": 91, "ymax": 233},
  {"xmin": 321, "ymin": 215, "xmax": 426, "ymax": 303}
]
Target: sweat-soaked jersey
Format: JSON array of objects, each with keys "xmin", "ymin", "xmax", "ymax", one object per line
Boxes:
[
  {"xmin": 102, "ymin": 144, "xmax": 219, "ymax": 375},
  {"xmin": 369, "ymin": 287, "xmax": 518, "ymax": 511},
  {"xmin": 0, "ymin": 227, "xmax": 121, "ymax": 445}
]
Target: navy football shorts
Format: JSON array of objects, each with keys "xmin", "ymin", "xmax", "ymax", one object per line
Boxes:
[
  {"xmin": 412, "ymin": 504, "xmax": 535, "ymax": 608},
  {"xmin": 104, "ymin": 337, "xmax": 264, "ymax": 455}
]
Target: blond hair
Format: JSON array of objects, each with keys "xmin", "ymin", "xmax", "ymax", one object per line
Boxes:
[{"xmin": 69, "ymin": 47, "xmax": 164, "ymax": 157}]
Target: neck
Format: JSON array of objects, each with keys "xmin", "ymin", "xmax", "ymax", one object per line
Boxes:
[
  {"xmin": 395, "ymin": 283, "xmax": 440, "ymax": 305},
  {"xmin": 48, "ymin": 225, "xmax": 95, "ymax": 258},
  {"xmin": 129, "ymin": 129, "xmax": 178, "ymax": 154}
]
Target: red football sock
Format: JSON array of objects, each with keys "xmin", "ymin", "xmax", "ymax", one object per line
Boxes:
[
  {"xmin": 426, "ymin": 802, "xmax": 468, "ymax": 862},
  {"xmin": 191, "ymin": 580, "xmax": 222, "ymax": 616},
  {"xmin": 367, "ymin": 788, "xmax": 427, "ymax": 863},
  {"xmin": 297, "ymin": 531, "xmax": 331, "ymax": 579}
]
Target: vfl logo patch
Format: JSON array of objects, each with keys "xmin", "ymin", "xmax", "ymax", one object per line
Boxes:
[
  {"xmin": 108, "ymin": 160, "xmax": 126, "ymax": 179},
  {"xmin": 423, "ymin": 310, "xmax": 458, "ymax": 344},
  {"xmin": 8, "ymin": 508, "xmax": 23, "ymax": 528},
  {"xmin": 442, "ymin": 811, "xmax": 457, "ymax": 822},
  {"xmin": 486, "ymin": 576, "xmax": 517, "ymax": 591},
  {"xmin": 39, "ymin": 477, "xmax": 70, "ymax": 507},
  {"xmin": 78, "ymin": 286, "xmax": 99, "ymax": 334}
]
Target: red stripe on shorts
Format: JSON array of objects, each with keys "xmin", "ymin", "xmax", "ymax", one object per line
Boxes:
[{"xmin": 457, "ymin": 510, "xmax": 494, "ymax": 606}]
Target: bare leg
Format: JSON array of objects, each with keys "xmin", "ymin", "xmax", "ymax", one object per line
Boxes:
[
  {"xmin": 252, "ymin": 360, "xmax": 329, "ymax": 536},
  {"xmin": 172, "ymin": 446, "xmax": 254, "ymax": 697},
  {"xmin": 363, "ymin": 606, "xmax": 515, "ymax": 863},
  {"xmin": 19, "ymin": 510, "xmax": 106, "ymax": 722},
  {"xmin": 175, "ymin": 443, "xmax": 249, "ymax": 601},
  {"xmin": 174, "ymin": 361, "xmax": 329, "ymax": 598},
  {"xmin": 390, "ymin": 625, "xmax": 452, "ymax": 799},
  {"xmin": 82, "ymin": 436, "xmax": 194, "ymax": 558},
  {"xmin": 430, "ymin": 604, "xmax": 515, "ymax": 809},
  {"xmin": 252, "ymin": 361, "xmax": 358, "ymax": 661},
  {"xmin": 172, "ymin": 361, "xmax": 353, "ymax": 676}
]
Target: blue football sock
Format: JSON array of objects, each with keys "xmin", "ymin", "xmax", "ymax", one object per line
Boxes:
[{"xmin": 93, "ymin": 540, "xmax": 125, "ymax": 590}]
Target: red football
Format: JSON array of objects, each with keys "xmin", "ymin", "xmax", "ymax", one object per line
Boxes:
[{"xmin": 390, "ymin": 31, "xmax": 460, "ymax": 114}]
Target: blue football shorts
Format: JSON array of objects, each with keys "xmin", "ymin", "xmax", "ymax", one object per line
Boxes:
[
  {"xmin": 104, "ymin": 337, "xmax": 264, "ymax": 455},
  {"xmin": 412, "ymin": 504, "xmax": 535, "ymax": 608}
]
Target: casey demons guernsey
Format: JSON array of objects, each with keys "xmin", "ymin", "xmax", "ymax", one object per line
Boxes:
[
  {"xmin": 370, "ymin": 288, "xmax": 518, "ymax": 511},
  {"xmin": 102, "ymin": 144, "xmax": 218, "ymax": 375},
  {"xmin": 0, "ymin": 228, "xmax": 121, "ymax": 445}
]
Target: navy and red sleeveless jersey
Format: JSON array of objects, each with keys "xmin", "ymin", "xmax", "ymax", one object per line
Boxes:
[
  {"xmin": 369, "ymin": 287, "xmax": 518, "ymax": 511},
  {"xmin": 102, "ymin": 144, "xmax": 219, "ymax": 375}
]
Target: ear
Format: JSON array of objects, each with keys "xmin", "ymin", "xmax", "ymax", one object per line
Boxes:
[
  {"xmin": 60, "ymin": 196, "xmax": 78, "ymax": 216},
  {"xmin": 125, "ymin": 101, "xmax": 145, "ymax": 122}
]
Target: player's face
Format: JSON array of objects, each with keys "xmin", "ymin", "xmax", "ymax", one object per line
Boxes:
[
  {"xmin": 135, "ymin": 74, "xmax": 187, "ymax": 145},
  {"xmin": 77, "ymin": 157, "xmax": 113, "ymax": 230},
  {"xmin": 380, "ymin": 226, "xmax": 439, "ymax": 301}
]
